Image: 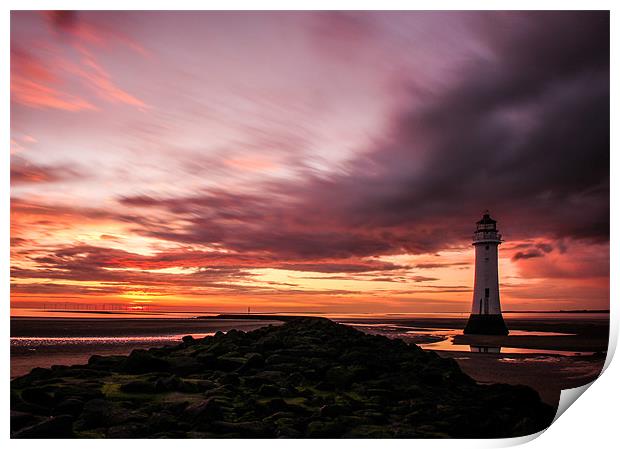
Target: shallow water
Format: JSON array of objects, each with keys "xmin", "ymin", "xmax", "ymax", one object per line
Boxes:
[
  {"xmin": 415, "ymin": 328, "xmax": 591, "ymax": 356},
  {"xmin": 349, "ymin": 325, "xmax": 591, "ymax": 356},
  {"xmin": 11, "ymin": 332, "xmax": 216, "ymax": 347}
]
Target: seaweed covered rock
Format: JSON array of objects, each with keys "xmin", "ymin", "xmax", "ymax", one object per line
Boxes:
[{"xmin": 11, "ymin": 317, "xmax": 554, "ymax": 438}]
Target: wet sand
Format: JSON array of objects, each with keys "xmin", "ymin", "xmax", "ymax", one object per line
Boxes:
[
  {"xmin": 439, "ymin": 351, "xmax": 605, "ymax": 407},
  {"xmin": 11, "ymin": 317, "xmax": 282, "ymax": 337},
  {"xmin": 11, "ymin": 318, "xmax": 281, "ymax": 378},
  {"xmin": 339, "ymin": 316, "xmax": 608, "ymax": 407}
]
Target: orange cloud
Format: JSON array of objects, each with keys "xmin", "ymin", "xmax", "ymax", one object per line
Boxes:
[
  {"xmin": 12, "ymin": 14, "xmax": 147, "ymax": 112},
  {"xmin": 74, "ymin": 53, "xmax": 147, "ymax": 108},
  {"xmin": 11, "ymin": 49, "xmax": 96, "ymax": 111}
]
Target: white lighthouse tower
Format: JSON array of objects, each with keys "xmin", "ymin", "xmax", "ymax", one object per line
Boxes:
[{"xmin": 464, "ymin": 212, "xmax": 509, "ymax": 335}]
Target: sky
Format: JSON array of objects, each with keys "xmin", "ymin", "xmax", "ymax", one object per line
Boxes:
[{"xmin": 10, "ymin": 11, "xmax": 609, "ymax": 314}]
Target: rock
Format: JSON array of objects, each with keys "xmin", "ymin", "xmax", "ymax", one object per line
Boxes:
[
  {"xmin": 344, "ymin": 424, "xmax": 393, "ymax": 438},
  {"xmin": 9, "ymin": 317, "xmax": 555, "ymax": 438},
  {"xmin": 184, "ymin": 398, "xmax": 223, "ymax": 421},
  {"xmin": 325, "ymin": 366, "xmax": 355, "ymax": 389},
  {"xmin": 255, "ymin": 370, "xmax": 286, "ymax": 382},
  {"xmin": 320, "ymin": 404, "xmax": 348, "ymax": 418},
  {"xmin": 106, "ymin": 423, "xmax": 148, "ymax": 438},
  {"xmin": 120, "ymin": 380, "xmax": 157, "ymax": 394},
  {"xmin": 356, "ymin": 409, "xmax": 389, "ymax": 424},
  {"xmin": 54, "ymin": 384, "xmax": 104, "ymax": 402},
  {"xmin": 204, "ymin": 385, "xmax": 233, "ymax": 398},
  {"xmin": 76, "ymin": 398, "xmax": 111, "ymax": 429},
  {"xmin": 54, "ymin": 398, "xmax": 85, "ymax": 416},
  {"xmin": 266, "ymin": 398, "xmax": 289, "ymax": 413},
  {"xmin": 206, "ymin": 341, "xmax": 238, "ymax": 356},
  {"xmin": 276, "ymin": 426, "xmax": 302, "ymax": 438},
  {"xmin": 146, "ymin": 412, "xmax": 181, "ymax": 433},
  {"xmin": 210, "ymin": 420, "xmax": 273, "ymax": 437},
  {"xmin": 166, "ymin": 356, "xmax": 203, "ymax": 376},
  {"xmin": 10, "ymin": 390, "xmax": 48, "ymax": 416},
  {"xmin": 258, "ymin": 384, "xmax": 280, "ymax": 396},
  {"xmin": 216, "ymin": 355, "xmax": 246, "ymax": 371},
  {"xmin": 243, "ymin": 375, "xmax": 270, "ymax": 388},
  {"xmin": 87, "ymin": 355, "xmax": 126, "ymax": 371},
  {"xmin": 244, "ymin": 352, "xmax": 265, "ymax": 368},
  {"xmin": 196, "ymin": 352, "xmax": 217, "ymax": 366},
  {"xmin": 10, "ymin": 410, "xmax": 41, "ymax": 432},
  {"xmin": 61, "ymin": 367, "xmax": 107, "ymax": 378},
  {"xmin": 11, "ymin": 367, "xmax": 53, "ymax": 389},
  {"xmin": 315, "ymin": 381, "xmax": 335, "ymax": 391},
  {"xmin": 155, "ymin": 374, "xmax": 182, "ymax": 392},
  {"xmin": 121, "ymin": 350, "xmax": 171, "ymax": 374},
  {"xmin": 12, "ymin": 415, "xmax": 74, "ymax": 438},
  {"xmin": 306, "ymin": 420, "xmax": 345, "ymax": 437},
  {"xmin": 21, "ymin": 386, "xmax": 56, "ymax": 407},
  {"xmin": 266, "ymin": 353, "xmax": 297, "ymax": 365},
  {"xmin": 287, "ymin": 372, "xmax": 304, "ymax": 385},
  {"xmin": 219, "ymin": 373, "xmax": 240, "ymax": 386},
  {"xmin": 192, "ymin": 379, "xmax": 218, "ymax": 391}
]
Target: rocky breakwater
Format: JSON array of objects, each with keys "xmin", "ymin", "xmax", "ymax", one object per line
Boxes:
[{"xmin": 11, "ymin": 317, "xmax": 554, "ymax": 438}]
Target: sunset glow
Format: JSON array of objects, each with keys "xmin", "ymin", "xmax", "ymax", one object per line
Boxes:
[{"xmin": 10, "ymin": 11, "xmax": 609, "ymax": 313}]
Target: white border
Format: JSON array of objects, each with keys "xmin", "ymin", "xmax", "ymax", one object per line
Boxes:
[{"xmin": 3, "ymin": 2, "xmax": 617, "ymax": 448}]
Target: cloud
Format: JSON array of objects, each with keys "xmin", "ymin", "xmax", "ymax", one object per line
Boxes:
[
  {"xmin": 12, "ymin": 12, "xmax": 148, "ymax": 112},
  {"xmin": 414, "ymin": 262, "xmax": 468, "ymax": 269},
  {"xmin": 42, "ymin": 10, "xmax": 149, "ymax": 56},
  {"xmin": 511, "ymin": 240, "xmax": 609, "ymax": 280},
  {"xmin": 410, "ymin": 276, "xmax": 439, "ymax": 282},
  {"xmin": 21, "ymin": 243, "xmax": 404, "ymax": 275},
  {"xmin": 10, "ymin": 12, "xmax": 609, "ymax": 308},
  {"xmin": 11, "ymin": 156, "xmax": 83, "ymax": 185},
  {"xmin": 11, "ymin": 48, "xmax": 96, "ymax": 111},
  {"xmin": 512, "ymin": 250, "xmax": 544, "ymax": 261},
  {"xmin": 112, "ymin": 13, "xmax": 608, "ymax": 266},
  {"xmin": 67, "ymin": 50, "xmax": 147, "ymax": 108},
  {"xmin": 43, "ymin": 11, "xmax": 78, "ymax": 32}
]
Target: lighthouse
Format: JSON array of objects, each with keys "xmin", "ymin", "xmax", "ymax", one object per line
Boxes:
[{"xmin": 463, "ymin": 212, "xmax": 509, "ymax": 335}]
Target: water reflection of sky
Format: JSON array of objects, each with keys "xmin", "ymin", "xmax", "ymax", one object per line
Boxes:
[
  {"xmin": 11, "ymin": 333, "xmax": 216, "ymax": 347},
  {"xmin": 349, "ymin": 324, "xmax": 592, "ymax": 357}
]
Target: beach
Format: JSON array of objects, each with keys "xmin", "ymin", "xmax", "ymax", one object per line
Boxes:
[
  {"xmin": 11, "ymin": 318, "xmax": 281, "ymax": 379},
  {"xmin": 11, "ymin": 317, "xmax": 557, "ymax": 438},
  {"xmin": 342, "ymin": 316, "xmax": 608, "ymax": 406},
  {"xmin": 11, "ymin": 313, "xmax": 608, "ymax": 408}
]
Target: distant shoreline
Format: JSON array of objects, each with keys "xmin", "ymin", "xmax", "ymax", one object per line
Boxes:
[
  {"xmin": 10, "ymin": 309, "xmax": 610, "ymax": 318},
  {"xmin": 501, "ymin": 310, "xmax": 610, "ymax": 314}
]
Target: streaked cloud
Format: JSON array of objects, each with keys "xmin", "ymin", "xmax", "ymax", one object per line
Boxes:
[{"xmin": 10, "ymin": 11, "xmax": 609, "ymax": 312}]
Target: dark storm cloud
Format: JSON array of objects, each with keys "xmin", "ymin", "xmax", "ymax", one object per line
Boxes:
[
  {"xmin": 512, "ymin": 250, "xmax": 545, "ymax": 261},
  {"xmin": 43, "ymin": 11, "xmax": 78, "ymax": 32},
  {"xmin": 117, "ymin": 12, "xmax": 608, "ymax": 261},
  {"xmin": 337, "ymin": 11, "xmax": 609, "ymax": 243}
]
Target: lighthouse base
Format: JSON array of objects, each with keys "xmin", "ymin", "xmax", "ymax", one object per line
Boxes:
[{"xmin": 464, "ymin": 314, "xmax": 509, "ymax": 335}]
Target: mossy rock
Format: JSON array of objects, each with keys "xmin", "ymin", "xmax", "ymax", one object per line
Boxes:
[{"xmin": 11, "ymin": 317, "xmax": 555, "ymax": 438}]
